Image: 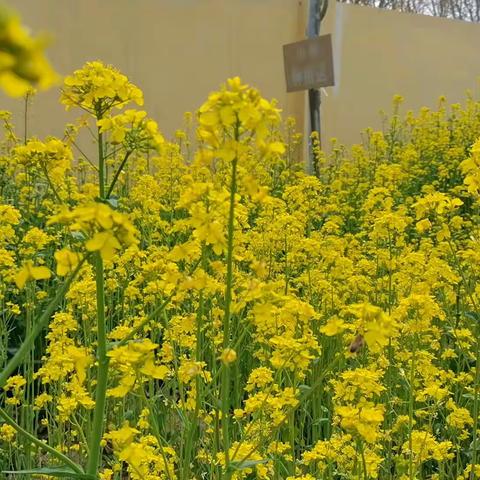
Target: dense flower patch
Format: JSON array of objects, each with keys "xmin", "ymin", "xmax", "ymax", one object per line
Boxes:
[{"xmin": 1, "ymin": 60, "xmax": 480, "ymax": 480}]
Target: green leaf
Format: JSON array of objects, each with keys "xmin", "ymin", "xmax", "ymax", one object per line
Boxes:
[
  {"xmin": 312, "ymin": 417, "xmax": 330, "ymax": 425},
  {"xmin": 229, "ymin": 458, "xmax": 268, "ymax": 471},
  {"xmin": 3, "ymin": 466, "xmax": 94, "ymax": 479},
  {"xmin": 464, "ymin": 311, "xmax": 480, "ymax": 322},
  {"xmin": 105, "ymin": 196, "xmax": 119, "ymax": 209},
  {"xmin": 297, "ymin": 384, "xmax": 311, "ymax": 393},
  {"xmin": 71, "ymin": 231, "xmax": 86, "ymax": 241}
]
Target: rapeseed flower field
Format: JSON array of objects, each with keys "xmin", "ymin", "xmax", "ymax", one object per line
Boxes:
[{"xmin": 2, "ymin": 7, "xmax": 480, "ymax": 480}]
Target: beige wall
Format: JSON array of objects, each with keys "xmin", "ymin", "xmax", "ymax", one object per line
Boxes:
[
  {"xmin": 320, "ymin": 2, "xmax": 480, "ymax": 148},
  {"xmin": 2, "ymin": 1, "xmax": 480, "ymax": 156},
  {"xmin": 0, "ymin": 0, "xmax": 307, "ymax": 142}
]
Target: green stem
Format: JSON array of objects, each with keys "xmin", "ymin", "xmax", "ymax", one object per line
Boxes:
[
  {"xmin": 0, "ymin": 407, "xmax": 85, "ymax": 475},
  {"xmin": 84, "ymin": 112, "xmax": 108, "ymax": 477},
  {"xmin": 359, "ymin": 439, "xmax": 368, "ymax": 480},
  {"xmin": 106, "ymin": 150, "xmax": 132, "ymax": 199},
  {"xmin": 86, "ymin": 253, "xmax": 108, "ymax": 476},
  {"xmin": 222, "ymin": 157, "xmax": 238, "ymax": 348},
  {"xmin": 140, "ymin": 389, "xmax": 174, "ymax": 480},
  {"xmin": 288, "ymin": 405, "xmax": 296, "ymax": 476},
  {"xmin": 183, "ymin": 249, "xmax": 206, "ymax": 479},
  {"xmin": 24, "ymin": 91, "xmax": 29, "ymax": 145},
  {"xmin": 0, "ymin": 259, "xmax": 86, "ymax": 390},
  {"xmin": 40, "ymin": 161, "xmax": 62, "ymax": 204},
  {"xmin": 98, "ymin": 126, "xmax": 105, "ymax": 199},
  {"xmin": 408, "ymin": 339, "xmax": 416, "ymax": 480},
  {"xmin": 221, "ymin": 155, "xmax": 238, "ymax": 478},
  {"xmin": 23, "ymin": 285, "xmax": 34, "ymax": 468}
]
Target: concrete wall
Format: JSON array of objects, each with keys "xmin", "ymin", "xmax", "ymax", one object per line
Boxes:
[
  {"xmin": 0, "ymin": 0, "xmax": 307, "ymax": 142},
  {"xmin": 320, "ymin": 2, "xmax": 480, "ymax": 148},
  {"xmin": 2, "ymin": 1, "xmax": 480, "ymax": 154}
]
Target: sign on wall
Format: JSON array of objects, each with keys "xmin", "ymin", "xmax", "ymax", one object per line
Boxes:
[{"xmin": 283, "ymin": 34, "xmax": 334, "ymax": 92}]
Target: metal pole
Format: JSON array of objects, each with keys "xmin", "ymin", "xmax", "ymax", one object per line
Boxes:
[{"xmin": 307, "ymin": 0, "xmax": 328, "ymax": 175}]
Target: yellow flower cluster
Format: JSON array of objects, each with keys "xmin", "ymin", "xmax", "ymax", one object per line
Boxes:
[
  {"xmin": 197, "ymin": 76, "xmax": 285, "ymax": 157},
  {"xmin": 13, "ymin": 138, "xmax": 72, "ymax": 186},
  {"xmin": 34, "ymin": 312, "xmax": 94, "ymax": 421},
  {"xmin": 97, "ymin": 109, "xmax": 164, "ymax": 152},
  {"xmin": 104, "ymin": 423, "xmax": 177, "ymax": 480},
  {"xmin": 460, "ymin": 138, "xmax": 480, "ymax": 196},
  {"xmin": 61, "ymin": 60, "xmax": 143, "ymax": 115},
  {"xmin": 0, "ymin": 6, "xmax": 57, "ymax": 97},
  {"xmin": 107, "ymin": 339, "xmax": 169, "ymax": 397},
  {"xmin": 48, "ymin": 202, "xmax": 138, "ymax": 262}
]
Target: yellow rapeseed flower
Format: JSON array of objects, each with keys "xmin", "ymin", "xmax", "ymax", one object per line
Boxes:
[{"xmin": 14, "ymin": 261, "xmax": 51, "ymax": 289}]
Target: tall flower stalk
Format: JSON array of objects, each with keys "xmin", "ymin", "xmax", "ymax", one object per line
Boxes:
[
  {"xmin": 59, "ymin": 63, "xmax": 145, "ymax": 477},
  {"xmin": 86, "ymin": 120, "xmax": 108, "ymax": 477},
  {"xmin": 220, "ymin": 152, "xmax": 238, "ymax": 475}
]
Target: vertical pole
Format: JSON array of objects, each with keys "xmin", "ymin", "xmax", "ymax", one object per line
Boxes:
[{"xmin": 307, "ymin": 0, "xmax": 328, "ymax": 175}]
